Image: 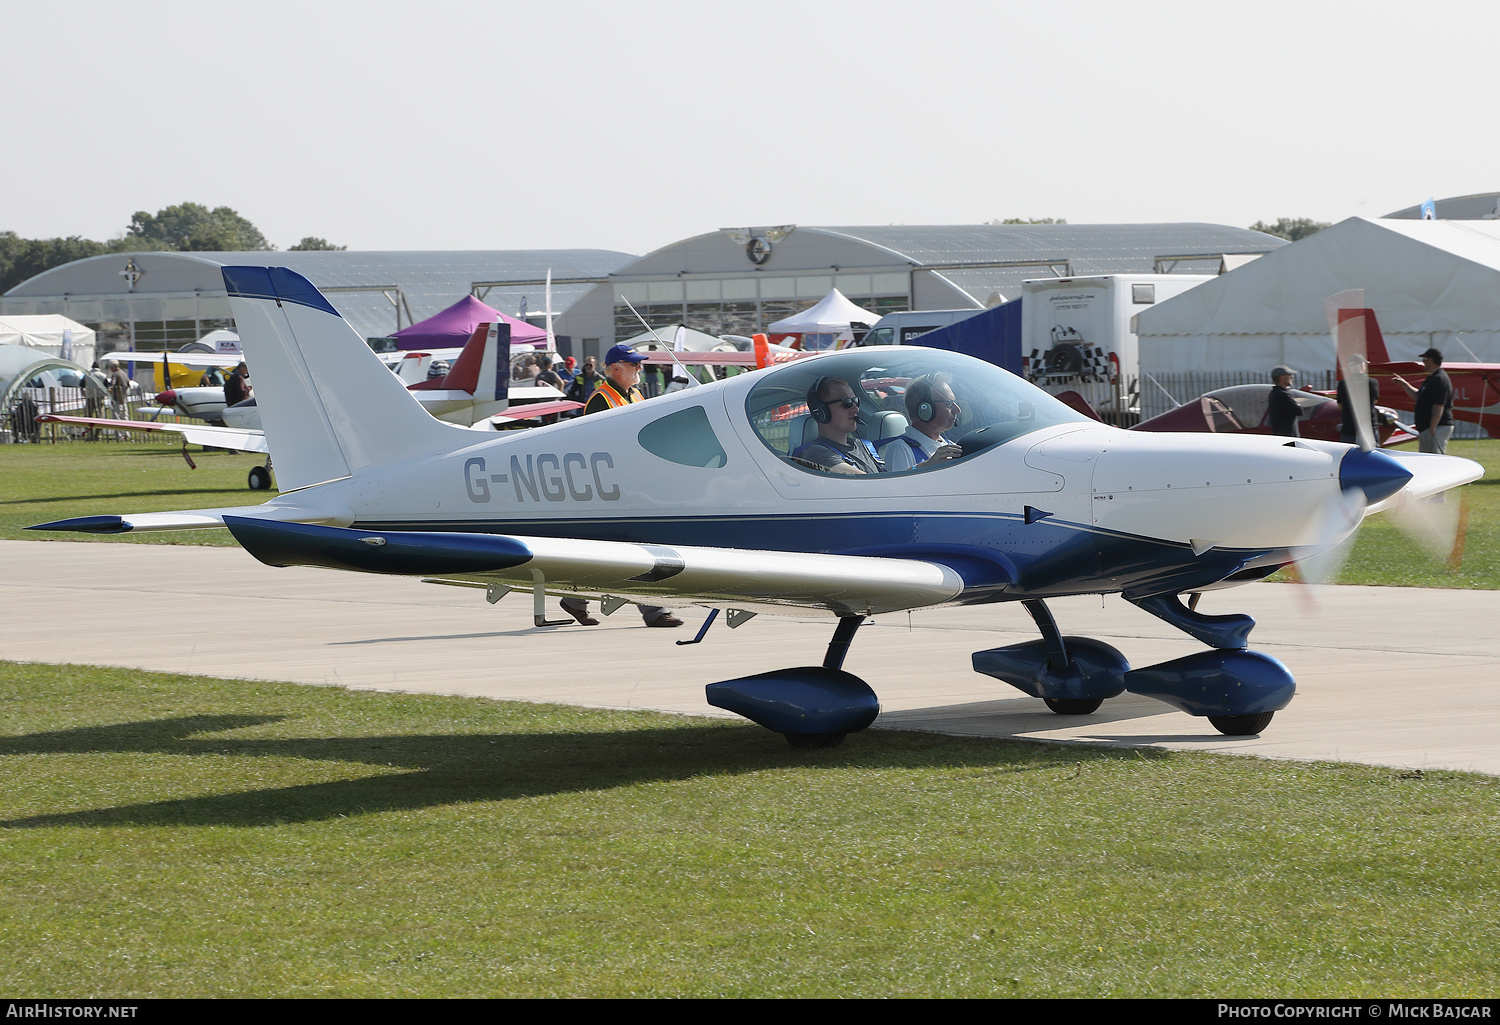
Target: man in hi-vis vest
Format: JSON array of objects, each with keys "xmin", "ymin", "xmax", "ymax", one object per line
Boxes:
[{"xmin": 560, "ymin": 344, "xmax": 684, "ymax": 628}]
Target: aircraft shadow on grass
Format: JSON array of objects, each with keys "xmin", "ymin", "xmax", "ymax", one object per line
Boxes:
[
  {"xmin": 880, "ymin": 697, "xmax": 1265, "ymax": 747},
  {"xmin": 0, "ymin": 712, "xmax": 1168, "ymax": 829}
]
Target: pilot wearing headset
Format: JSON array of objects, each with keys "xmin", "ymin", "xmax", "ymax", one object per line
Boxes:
[
  {"xmin": 880, "ymin": 373, "xmax": 965, "ymax": 472},
  {"xmin": 791, "ymin": 376, "xmax": 884, "ymax": 475}
]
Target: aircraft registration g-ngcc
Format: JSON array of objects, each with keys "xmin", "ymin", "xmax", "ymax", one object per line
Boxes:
[{"xmin": 33, "ymin": 267, "xmax": 1483, "ymax": 748}]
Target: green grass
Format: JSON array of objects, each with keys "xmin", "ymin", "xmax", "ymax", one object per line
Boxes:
[
  {"xmin": 0, "ymin": 440, "xmax": 264, "ymax": 546},
  {"xmin": 3, "ymin": 436, "xmax": 1500, "ymax": 586},
  {"xmin": 2, "ymin": 661, "xmax": 1498, "ymax": 998}
]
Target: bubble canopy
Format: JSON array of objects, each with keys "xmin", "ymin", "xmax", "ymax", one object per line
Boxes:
[{"xmin": 743, "ymin": 348, "xmax": 1092, "ymax": 475}]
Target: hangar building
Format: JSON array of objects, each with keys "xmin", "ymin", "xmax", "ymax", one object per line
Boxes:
[
  {"xmin": 1134, "ymin": 217, "xmax": 1500, "ymax": 392},
  {"xmin": 0, "ymin": 249, "xmax": 635, "ymax": 353},
  {"xmin": 1, "ymin": 223, "xmax": 1283, "ymax": 364},
  {"xmin": 553, "ymin": 223, "xmax": 1284, "ymax": 360}
]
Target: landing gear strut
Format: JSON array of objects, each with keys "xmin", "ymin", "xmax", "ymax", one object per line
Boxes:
[{"xmin": 971, "ymin": 596, "xmax": 1296, "ymax": 736}]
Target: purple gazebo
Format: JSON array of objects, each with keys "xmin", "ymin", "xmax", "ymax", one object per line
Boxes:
[{"xmin": 392, "ymin": 294, "xmax": 546, "ymax": 350}]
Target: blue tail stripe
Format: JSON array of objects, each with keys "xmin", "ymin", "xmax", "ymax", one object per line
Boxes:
[{"xmin": 222, "ymin": 266, "xmax": 341, "ymax": 317}]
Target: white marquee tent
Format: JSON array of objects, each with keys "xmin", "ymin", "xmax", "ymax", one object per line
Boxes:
[
  {"xmin": 0, "ymin": 314, "xmax": 96, "ymax": 368},
  {"xmin": 1134, "ymin": 217, "xmax": 1500, "ymax": 378},
  {"xmin": 767, "ymin": 288, "xmax": 879, "ymax": 347}
]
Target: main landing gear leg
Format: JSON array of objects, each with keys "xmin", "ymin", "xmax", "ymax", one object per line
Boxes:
[
  {"xmin": 823, "ymin": 615, "xmax": 863, "ymax": 671},
  {"xmin": 704, "ymin": 614, "xmax": 879, "ymax": 749},
  {"xmin": 971, "ymin": 599, "xmax": 1129, "ymax": 715},
  {"xmin": 1021, "ymin": 600, "xmax": 1107, "ymax": 715}
]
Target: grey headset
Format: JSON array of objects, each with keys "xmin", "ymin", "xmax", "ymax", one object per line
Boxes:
[{"xmin": 807, "ymin": 377, "xmax": 833, "ymax": 424}]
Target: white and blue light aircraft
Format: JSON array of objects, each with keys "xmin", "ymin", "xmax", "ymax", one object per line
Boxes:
[{"xmin": 32, "ymin": 268, "xmax": 1484, "ymax": 747}]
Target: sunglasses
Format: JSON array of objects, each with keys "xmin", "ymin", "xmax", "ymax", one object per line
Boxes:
[{"xmin": 828, "ymin": 397, "xmax": 858, "ymax": 410}]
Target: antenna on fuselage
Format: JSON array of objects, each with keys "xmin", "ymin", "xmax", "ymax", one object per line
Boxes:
[{"xmin": 618, "ymin": 294, "xmax": 700, "ymax": 387}]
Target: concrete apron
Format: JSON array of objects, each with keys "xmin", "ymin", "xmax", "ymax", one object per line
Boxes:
[{"xmin": 3, "ymin": 539, "xmax": 1498, "ymax": 775}]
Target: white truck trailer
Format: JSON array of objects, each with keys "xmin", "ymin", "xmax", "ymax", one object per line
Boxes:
[{"xmin": 1021, "ymin": 274, "xmax": 1212, "ymax": 419}]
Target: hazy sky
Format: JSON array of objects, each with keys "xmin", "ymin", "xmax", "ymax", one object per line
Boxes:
[{"xmin": 4, "ymin": 0, "xmax": 1491, "ymax": 257}]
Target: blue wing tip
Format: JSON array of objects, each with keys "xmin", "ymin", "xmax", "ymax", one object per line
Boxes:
[{"xmin": 28, "ymin": 516, "xmax": 130, "ymax": 534}]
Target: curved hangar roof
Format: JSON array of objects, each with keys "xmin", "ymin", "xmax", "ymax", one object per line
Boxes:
[
  {"xmin": 3, "ymin": 249, "xmax": 635, "ymax": 340},
  {"xmin": 616, "ymin": 223, "xmax": 1284, "ymax": 305},
  {"xmin": 553, "ymin": 223, "xmax": 1285, "ymax": 349}
]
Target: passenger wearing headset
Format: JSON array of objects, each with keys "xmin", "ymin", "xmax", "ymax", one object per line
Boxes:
[
  {"xmin": 880, "ymin": 373, "xmax": 965, "ymax": 472},
  {"xmin": 791, "ymin": 376, "xmax": 884, "ymax": 475}
]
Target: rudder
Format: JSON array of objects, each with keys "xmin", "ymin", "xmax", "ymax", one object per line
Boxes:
[{"xmin": 223, "ymin": 266, "xmax": 459, "ymax": 492}]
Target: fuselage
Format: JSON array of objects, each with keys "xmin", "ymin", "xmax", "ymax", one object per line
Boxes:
[{"xmin": 272, "ymin": 347, "xmax": 1367, "ymax": 604}]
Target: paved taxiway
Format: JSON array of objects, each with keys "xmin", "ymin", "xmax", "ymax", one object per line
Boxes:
[{"xmin": 3, "ymin": 539, "xmax": 1497, "ymax": 775}]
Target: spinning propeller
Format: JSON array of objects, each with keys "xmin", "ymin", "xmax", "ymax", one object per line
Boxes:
[{"xmin": 1283, "ymin": 290, "xmax": 1467, "ymax": 592}]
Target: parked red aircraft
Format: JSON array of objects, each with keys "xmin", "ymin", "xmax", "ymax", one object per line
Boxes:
[
  {"xmin": 1335, "ymin": 305, "xmax": 1500, "ymax": 437},
  {"xmin": 1059, "ymin": 385, "xmax": 1412, "ymax": 445}
]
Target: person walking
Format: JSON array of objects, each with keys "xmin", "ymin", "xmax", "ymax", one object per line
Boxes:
[{"xmin": 559, "ymin": 344, "xmax": 683, "ymax": 628}]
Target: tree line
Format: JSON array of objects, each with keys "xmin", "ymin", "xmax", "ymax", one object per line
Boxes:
[{"xmin": 1, "ymin": 202, "xmax": 343, "ymax": 294}]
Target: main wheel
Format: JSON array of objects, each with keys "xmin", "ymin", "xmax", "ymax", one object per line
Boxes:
[
  {"xmin": 1208, "ymin": 711, "xmax": 1274, "ymax": 736},
  {"xmin": 247, "ymin": 466, "xmax": 272, "ymax": 490},
  {"xmin": 784, "ymin": 732, "xmax": 846, "ymax": 749},
  {"xmin": 1044, "ymin": 697, "xmax": 1103, "ymax": 715}
]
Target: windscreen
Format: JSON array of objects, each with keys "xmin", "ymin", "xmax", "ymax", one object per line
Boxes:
[{"xmin": 744, "ymin": 348, "xmax": 1091, "ymax": 474}]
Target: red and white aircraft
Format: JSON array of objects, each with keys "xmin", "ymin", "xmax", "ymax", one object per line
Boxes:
[
  {"xmin": 1335, "ymin": 301, "xmax": 1500, "ymax": 436},
  {"xmin": 39, "ymin": 320, "xmax": 581, "ymax": 489}
]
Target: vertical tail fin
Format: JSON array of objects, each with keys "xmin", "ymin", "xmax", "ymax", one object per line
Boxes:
[
  {"xmin": 436, "ymin": 322, "xmax": 510, "ymax": 402},
  {"xmin": 223, "ymin": 266, "xmax": 458, "ymax": 492}
]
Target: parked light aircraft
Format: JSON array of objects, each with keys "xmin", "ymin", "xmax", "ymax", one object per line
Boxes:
[
  {"xmin": 1338, "ymin": 302, "xmax": 1500, "ymax": 436},
  {"xmin": 102, "ymin": 349, "xmax": 246, "ymax": 423},
  {"xmin": 40, "ymin": 319, "xmax": 581, "ymax": 489},
  {"xmin": 31, "ymin": 267, "xmax": 1484, "ymax": 747},
  {"xmin": 1064, "ymin": 385, "xmax": 1413, "ymax": 446}
]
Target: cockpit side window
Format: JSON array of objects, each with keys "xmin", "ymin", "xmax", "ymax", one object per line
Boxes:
[{"xmin": 638, "ymin": 405, "xmax": 728, "ymax": 468}]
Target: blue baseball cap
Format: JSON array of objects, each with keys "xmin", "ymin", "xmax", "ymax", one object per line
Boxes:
[{"xmin": 605, "ymin": 343, "xmax": 647, "ymax": 365}]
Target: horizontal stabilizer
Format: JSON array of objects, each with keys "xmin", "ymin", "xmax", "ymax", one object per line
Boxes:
[
  {"xmin": 37, "ymin": 414, "xmax": 268, "ymax": 454},
  {"xmin": 30, "ymin": 502, "xmax": 348, "ymax": 535}
]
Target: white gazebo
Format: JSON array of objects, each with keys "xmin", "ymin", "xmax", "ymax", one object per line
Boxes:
[{"xmin": 767, "ymin": 288, "xmax": 879, "ymax": 349}]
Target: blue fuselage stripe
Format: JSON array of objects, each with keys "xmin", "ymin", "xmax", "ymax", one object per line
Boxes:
[{"xmin": 346, "ymin": 511, "xmax": 1283, "ymax": 599}]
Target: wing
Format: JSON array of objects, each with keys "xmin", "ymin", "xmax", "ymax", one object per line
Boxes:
[
  {"xmin": 488, "ymin": 399, "xmax": 584, "ymax": 422},
  {"xmin": 105, "ymin": 350, "xmax": 247, "ymax": 368},
  {"xmin": 37, "ymin": 414, "xmax": 269, "ymax": 455},
  {"xmin": 223, "ymin": 517, "xmax": 967, "ymax": 618}
]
